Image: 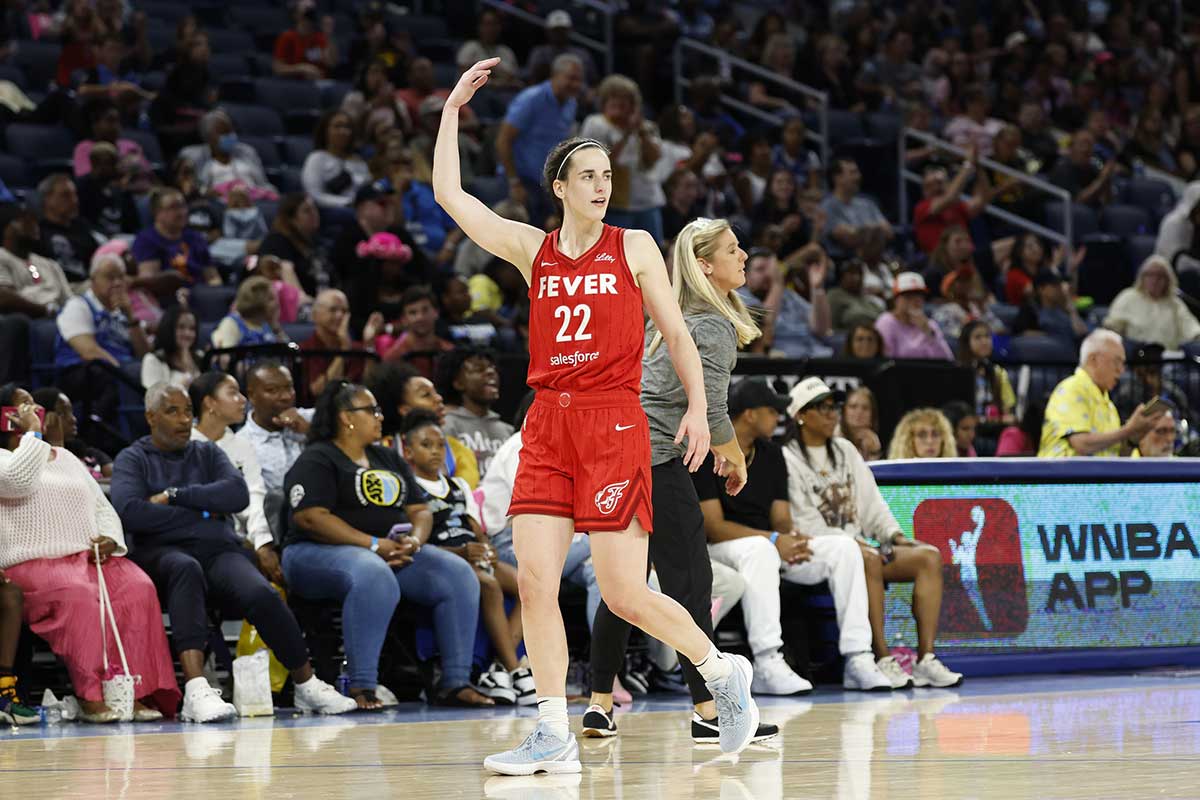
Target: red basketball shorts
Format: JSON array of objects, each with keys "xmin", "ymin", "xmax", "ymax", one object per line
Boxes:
[{"xmin": 508, "ymin": 389, "xmax": 654, "ymax": 533}]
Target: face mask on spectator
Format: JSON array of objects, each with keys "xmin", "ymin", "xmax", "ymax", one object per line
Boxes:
[{"xmin": 217, "ymin": 133, "xmax": 239, "ymax": 155}]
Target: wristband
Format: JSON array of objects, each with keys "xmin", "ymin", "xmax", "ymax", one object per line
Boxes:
[
  {"xmin": 370, "ymin": 536, "xmax": 380, "ymax": 553},
  {"xmin": 769, "ymin": 531, "xmax": 780, "ymax": 544},
  {"xmin": 30, "ymin": 431, "xmax": 43, "ymax": 439}
]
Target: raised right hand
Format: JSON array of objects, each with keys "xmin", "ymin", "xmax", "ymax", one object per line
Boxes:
[
  {"xmin": 8, "ymin": 402, "xmax": 42, "ymax": 434},
  {"xmin": 446, "ymin": 57, "xmax": 501, "ymax": 111},
  {"xmin": 1126, "ymin": 403, "xmax": 1166, "ymax": 440}
]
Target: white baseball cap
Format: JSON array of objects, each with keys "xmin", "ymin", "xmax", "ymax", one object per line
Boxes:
[
  {"xmin": 892, "ymin": 271, "xmax": 928, "ymax": 297},
  {"xmin": 787, "ymin": 376, "xmax": 846, "ymax": 417},
  {"xmin": 546, "ymin": 10, "xmax": 572, "ymax": 28}
]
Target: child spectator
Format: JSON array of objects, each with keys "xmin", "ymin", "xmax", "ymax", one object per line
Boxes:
[
  {"xmin": 435, "ymin": 347, "xmax": 512, "ymax": 477},
  {"xmin": 957, "ymin": 320, "xmax": 1015, "ymax": 424},
  {"xmin": 941, "ymin": 400, "xmax": 979, "ymax": 457}
]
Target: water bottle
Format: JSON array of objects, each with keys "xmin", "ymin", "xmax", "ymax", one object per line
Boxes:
[
  {"xmin": 38, "ymin": 705, "xmax": 62, "ymax": 726},
  {"xmin": 336, "ymin": 659, "xmax": 350, "ymax": 697},
  {"xmin": 890, "ymin": 632, "xmax": 917, "ymax": 675}
]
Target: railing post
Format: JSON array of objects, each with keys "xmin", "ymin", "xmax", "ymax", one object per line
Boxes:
[
  {"xmin": 897, "ymin": 128, "xmax": 908, "ymax": 231},
  {"xmin": 819, "ymin": 91, "xmax": 830, "ymax": 174}
]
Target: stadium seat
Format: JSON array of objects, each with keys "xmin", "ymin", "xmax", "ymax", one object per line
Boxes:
[
  {"xmin": 1100, "ymin": 204, "xmax": 1151, "ymax": 237},
  {"xmin": 4, "ymin": 124, "xmax": 76, "ymax": 170},
  {"xmin": 321, "ymin": 81, "xmax": 354, "ymax": 108},
  {"xmin": 257, "ymin": 199, "xmax": 279, "ymax": 226},
  {"xmin": 241, "ymin": 135, "xmax": 282, "ymax": 170},
  {"xmin": 11, "ymin": 41, "xmax": 61, "ymax": 89},
  {"xmin": 469, "ymin": 175, "xmax": 509, "ymax": 208},
  {"xmin": 29, "ymin": 319, "xmax": 60, "ymax": 387},
  {"xmin": 400, "ymin": 15, "xmax": 450, "ymax": 41},
  {"xmin": 218, "ymin": 78, "xmax": 257, "ymax": 104},
  {"xmin": 1076, "ymin": 233, "xmax": 1135, "ymax": 306},
  {"xmin": 119, "ymin": 129, "xmax": 165, "ymax": 167},
  {"xmin": 1122, "ymin": 176, "xmax": 1176, "ymax": 222},
  {"xmin": 826, "ymin": 110, "xmax": 866, "ymax": 144},
  {"xmin": 1043, "ymin": 201, "xmax": 1099, "ymax": 238},
  {"xmin": 1125, "ymin": 234, "xmax": 1156, "ymax": 270},
  {"xmin": 223, "ymin": 103, "xmax": 286, "ymax": 138},
  {"xmin": 207, "ymin": 28, "xmax": 255, "ymax": 53},
  {"xmin": 228, "ymin": 6, "xmax": 289, "ymax": 34},
  {"xmin": 208, "ymin": 53, "xmax": 251, "ymax": 80},
  {"xmin": 865, "ymin": 111, "xmax": 901, "ymax": 142},
  {"xmin": 0, "ymin": 154, "xmax": 30, "ymax": 192},
  {"xmin": 277, "ymin": 166, "xmax": 304, "ymax": 194},
  {"xmin": 255, "ymin": 78, "xmax": 323, "ymax": 115},
  {"xmin": 284, "ymin": 322, "xmax": 315, "ymax": 342},
  {"xmin": 1007, "ymin": 335, "xmax": 1078, "ymax": 362},
  {"xmin": 990, "ymin": 303, "xmax": 1020, "ymax": 331},
  {"xmin": 281, "ymin": 136, "xmax": 314, "ymax": 165},
  {"xmin": 190, "ymin": 285, "xmax": 237, "ymax": 322},
  {"xmin": 0, "ymin": 64, "xmax": 25, "ymax": 85}
]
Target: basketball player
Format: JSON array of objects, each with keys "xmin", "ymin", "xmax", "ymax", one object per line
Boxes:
[
  {"xmin": 583, "ymin": 218, "xmax": 781, "ymax": 744},
  {"xmin": 433, "ymin": 59, "xmax": 759, "ymax": 775}
]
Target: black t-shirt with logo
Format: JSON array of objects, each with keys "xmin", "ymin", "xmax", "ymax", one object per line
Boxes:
[
  {"xmin": 691, "ymin": 438, "xmax": 789, "ymax": 534},
  {"xmin": 283, "ymin": 440, "xmax": 428, "ymax": 548}
]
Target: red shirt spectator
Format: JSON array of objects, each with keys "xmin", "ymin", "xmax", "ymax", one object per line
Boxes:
[
  {"xmin": 299, "ymin": 289, "xmax": 382, "ymax": 403},
  {"xmin": 913, "ymin": 162, "xmax": 987, "ymax": 254},
  {"xmin": 274, "ymin": 30, "xmax": 331, "ymax": 76},
  {"xmin": 914, "ymin": 197, "xmax": 971, "ymax": 254},
  {"xmin": 1005, "ymin": 267, "xmax": 1032, "ymax": 305}
]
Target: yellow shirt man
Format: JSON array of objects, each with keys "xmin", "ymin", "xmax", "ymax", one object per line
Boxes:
[{"xmin": 1038, "ymin": 367, "xmax": 1122, "ymax": 457}]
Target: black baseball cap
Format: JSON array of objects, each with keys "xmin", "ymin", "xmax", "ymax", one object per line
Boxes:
[
  {"xmin": 354, "ymin": 177, "xmax": 396, "ymax": 206},
  {"xmin": 728, "ymin": 379, "xmax": 790, "ymax": 417}
]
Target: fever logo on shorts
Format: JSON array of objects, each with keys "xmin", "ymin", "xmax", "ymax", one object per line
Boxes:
[
  {"xmin": 912, "ymin": 498, "xmax": 1028, "ymax": 636},
  {"xmin": 357, "ymin": 469, "xmax": 405, "ymax": 507},
  {"xmin": 594, "ymin": 480, "xmax": 630, "ymax": 516}
]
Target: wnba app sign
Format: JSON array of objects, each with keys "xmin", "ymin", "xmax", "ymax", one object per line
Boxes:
[{"xmin": 913, "ymin": 499, "xmax": 1028, "ymax": 636}]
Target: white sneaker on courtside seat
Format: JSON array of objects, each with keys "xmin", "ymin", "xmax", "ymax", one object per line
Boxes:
[
  {"xmin": 294, "ymin": 676, "xmax": 358, "ymax": 715},
  {"xmin": 875, "ymin": 655, "xmax": 914, "ymax": 689},
  {"xmin": 843, "ymin": 653, "xmax": 894, "ymax": 691},
  {"xmin": 751, "ymin": 651, "xmax": 813, "ymax": 695},
  {"xmin": 911, "ymin": 654, "xmax": 963, "ymax": 688},
  {"xmin": 181, "ymin": 677, "xmax": 237, "ymax": 723}
]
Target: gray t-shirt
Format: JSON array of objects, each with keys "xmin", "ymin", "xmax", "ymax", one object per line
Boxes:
[
  {"xmin": 442, "ymin": 406, "xmax": 514, "ymax": 478},
  {"xmin": 641, "ymin": 311, "xmax": 737, "ymax": 467}
]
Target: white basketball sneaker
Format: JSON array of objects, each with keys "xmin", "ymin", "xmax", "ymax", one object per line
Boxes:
[
  {"xmin": 751, "ymin": 651, "xmax": 813, "ymax": 696},
  {"xmin": 843, "ymin": 653, "xmax": 894, "ymax": 691}
]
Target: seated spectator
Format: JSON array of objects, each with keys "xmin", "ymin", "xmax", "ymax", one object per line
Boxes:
[
  {"xmin": 390, "ymin": 148, "xmax": 461, "ymax": 260},
  {"xmin": 1016, "ymin": 101, "xmax": 1060, "ymax": 173},
  {"xmin": 1038, "ymin": 330, "xmax": 1164, "ymax": 458},
  {"xmin": 342, "ymin": 59, "xmax": 413, "ymax": 143},
  {"xmin": 456, "ymin": 9, "xmax": 520, "ymax": 89},
  {"xmin": 838, "ymin": 385, "xmax": 880, "ymax": 459},
  {"xmin": 211, "ymin": 276, "xmax": 285, "ymax": 350},
  {"xmin": 211, "ymin": 186, "xmax": 270, "ymax": 274},
  {"xmin": 808, "ymin": 33, "xmax": 863, "ymax": 112},
  {"xmin": 301, "ymin": 289, "xmax": 383, "ymax": 401},
  {"xmin": 149, "ymin": 31, "xmax": 215, "ymax": 139},
  {"xmin": 941, "ymin": 400, "xmax": 979, "ymax": 457},
  {"xmin": 132, "ymin": 187, "xmax": 220, "ymax": 299},
  {"xmin": 0, "ymin": 205, "xmax": 73, "ymax": 324},
  {"xmin": 986, "ymin": 124, "xmax": 1041, "ymax": 221},
  {"xmin": 1005, "ymin": 232, "xmax": 1052, "ymax": 305},
  {"xmin": 366, "ymin": 362, "xmax": 479, "ymax": 487},
  {"xmin": 995, "ymin": 399, "xmax": 1046, "ymax": 457},
  {"xmin": 1049, "ymin": 129, "xmax": 1117, "ymax": 209},
  {"xmin": 1175, "ymin": 106, "xmax": 1200, "ymax": 181},
  {"xmin": 842, "ymin": 322, "xmax": 885, "ymax": 359},
  {"xmin": 283, "ymin": 381, "xmax": 492, "ymax": 708},
  {"xmin": 773, "ymin": 117, "xmax": 821, "ymax": 189},
  {"xmin": 1113, "ymin": 343, "xmax": 1195, "ymax": 430},
  {"xmin": 395, "ymin": 58, "xmax": 465, "ymax": 129},
  {"xmin": 407, "ymin": 98, "xmax": 483, "ymax": 190},
  {"xmin": 661, "ymin": 169, "xmax": 704, "ymax": 244},
  {"xmin": 942, "ymin": 86, "xmax": 1004, "ymax": 156},
  {"xmin": 237, "ymin": 362, "xmax": 312, "ymax": 495},
  {"xmin": 35, "ymin": 174, "xmax": 100, "ymax": 285},
  {"xmin": 258, "ymin": 193, "xmax": 327, "ymax": 298},
  {"xmin": 746, "ymin": 33, "xmax": 800, "ymax": 114},
  {"xmin": 349, "ymin": 230, "xmax": 429, "ymax": 334},
  {"xmin": 783, "ymin": 378, "xmax": 961, "ymax": 688},
  {"xmin": 189, "ymin": 372, "xmax": 274, "ymax": 554},
  {"xmin": 1104, "ymin": 257, "xmax": 1200, "ymax": 350},
  {"xmin": 273, "ymin": 0, "xmax": 336, "ymax": 80},
  {"xmin": 1155, "ymin": 183, "xmax": 1200, "ymax": 273},
  {"xmin": 402, "ymin": 409, "xmax": 531, "ymax": 704},
  {"xmin": 888, "ymin": 408, "xmax": 957, "ymax": 459},
  {"xmin": 0, "ymin": 385, "xmax": 179, "ymax": 723},
  {"xmin": 958, "ymin": 320, "xmax": 1015, "ymax": 423},
  {"xmin": 141, "ymin": 304, "xmax": 201, "ymax": 389},
  {"xmin": 739, "ymin": 248, "xmax": 833, "ymax": 358},
  {"xmin": 932, "ymin": 266, "xmax": 1002, "ymax": 342},
  {"xmin": 381, "ymin": 285, "xmax": 455, "ymax": 374},
  {"xmin": 77, "ymin": 143, "xmax": 140, "ymax": 238},
  {"xmin": 693, "ymin": 379, "xmax": 884, "ymax": 694},
  {"xmin": 72, "ymin": 99, "xmax": 151, "ymax": 185},
  {"xmin": 454, "ymin": 199, "xmax": 527, "ymax": 278},
  {"xmin": 581, "ymin": 75, "xmax": 666, "ymax": 243},
  {"xmin": 828, "ymin": 259, "xmax": 884, "ymax": 331},
  {"xmin": 185, "ymin": 110, "xmax": 277, "ymax": 202},
  {"xmin": 467, "ymin": 260, "xmax": 527, "ymax": 348},
  {"xmin": 1124, "ymin": 110, "xmax": 1177, "ymax": 174},
  {"xmin": 1136, "ymin": 406, "xmax": 1177, "ymax": 457},
  {"xmin": 913, "ymin": 160, "xmax": 987, "ymax": 256},
  {"xmin": 55, "ymin": 249, "xmax": 150, "ymax": 419},
  {"xmin": 436, "ymin": 275, "xmax": 498, "ymax": 347},
  {"xmin": 73, "ymin": 33, "xmax": 154, "ymax": 119},
  {"xmin": 112, "ymin": 383, "xmax": 355, "ymax": 721},
  {"xmin": 302, "ymin": 111, "xmax": 371, "ymax": 212},
  {"xmin": 857, "ymin": 28, "xmax": 922, "ymax": 108},
  {"xmin": 436, "ymin": 348, "xmax": 512, "ymax": 477},
  {"xmin": 853, "ymin": 227, "xmax": 897, "ymax": 304},
  {"xmin": 875, "ymin": 273, "xmax": 954, "ymax": 360},
  {"xmin": 525, "ymin": 11, "xmax": 598, "ymax": 86},
  {"xmin": 750, "ymin": 168, "xmax": 816, "ymax": 257},
  {"xmin": 821, "ymin": 157, "xmax": 892, "ymax": 257},
  {"xmin": 1013, "ymin": 270, "xmax": 1089, "ymax": 346},
  {"xmin": 923, "ymin": 225, "xmax": 990, "ymax": 302},
  {"xmin": 29, "ymin": 386, "xmax": 113, "ymax": 479},
  {"xmin": 734, "ymin": 134, "xmax": 775, "ymax": 213},
  {"xmin": 345, "ymin": 4, "xmax": 411, "ymax": 86}
]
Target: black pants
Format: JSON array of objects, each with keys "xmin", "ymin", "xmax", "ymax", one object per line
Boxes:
[
  {"xmin": 132, "ymin": 541, "xmax": 309, "ymax": 670},
  {"xmin": 590, "ymin": 458, "xmax": 715, "ymax": 704},
  {"xmin": 0, "ymin": 314, "xmax": 30, "ymax": 385}
]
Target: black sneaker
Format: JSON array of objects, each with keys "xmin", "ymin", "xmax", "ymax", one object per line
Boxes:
[
  {"xmin": 691, "ymin": 712, "xmax": 778, "ymax": 744},
  {"xmin": 648, "ymin": 663, "xmax": 689, "ymax": 694},
  {"xmin": 581, "ymin": 704, "xmax": 618, "ymax": 738}
]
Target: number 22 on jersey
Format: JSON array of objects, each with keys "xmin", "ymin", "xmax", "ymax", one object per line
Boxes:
[{"xmin": 553, "ymin": 304, "xmax": 593, "ymax": 342}]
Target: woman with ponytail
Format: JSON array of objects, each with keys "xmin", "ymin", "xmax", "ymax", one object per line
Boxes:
[{"xmin": 584, "ymin": 217, "xmax": 781, "ymax": 744}]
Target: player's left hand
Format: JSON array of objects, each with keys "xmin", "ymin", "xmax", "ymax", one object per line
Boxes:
[{"xmin": 676, "ymin": 406, "xmax": 710, "ymax": 472}]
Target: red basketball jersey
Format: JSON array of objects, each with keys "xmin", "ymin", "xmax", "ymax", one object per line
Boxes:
[{"xmin": 526, "ymin": 225, "xmax": 645, "ymax": 395}]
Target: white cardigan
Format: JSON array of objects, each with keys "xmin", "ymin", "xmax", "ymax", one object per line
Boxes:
[
  {"xmin": 0, "ymin": 433, "xmax": 127, "ymax": 569},
  {"xmin": 782, "ymin": 437, "xmax": 902, "ymax": 543},
  {"xmin": 190, "ymin": 426, "xmax": 274, "ymax": 550}
]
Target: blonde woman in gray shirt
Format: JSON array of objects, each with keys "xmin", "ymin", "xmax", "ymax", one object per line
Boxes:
[{"xmin": 583, "ymin": 217, "xmax": 778, "ymax": 744}]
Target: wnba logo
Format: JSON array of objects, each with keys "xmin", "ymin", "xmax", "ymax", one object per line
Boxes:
[{"xmin": 595, "ymin": 480, "xmax": 630, "ymax": 515}]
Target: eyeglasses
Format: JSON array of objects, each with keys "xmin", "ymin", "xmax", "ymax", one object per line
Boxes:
[
  {"xmin": 347, "ymin": 404, "xmax": 384, "ymax": 417},
  {"xmin": 807, "ymin": 400, "xmax": 842, "ymax": 415},
  {"xmin": 913, "ymin": 429, "xmax": 943, "ymax": 441}
]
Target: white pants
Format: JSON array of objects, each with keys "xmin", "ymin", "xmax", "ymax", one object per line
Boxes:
[
  {"xmin": 645, "ymin": 560, "xmax": 746, "ymax": 672},
  {"xmin": 707, "ymin": 534, "xmax": 872, "ymax": 657}
]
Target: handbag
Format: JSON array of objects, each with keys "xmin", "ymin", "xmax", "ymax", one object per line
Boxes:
[{"xmin": 95, "ymin": 544, "xmax": 140, "ymax": 721}]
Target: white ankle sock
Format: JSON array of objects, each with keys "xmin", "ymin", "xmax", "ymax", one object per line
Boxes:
[
  {"xmin": 694, "ymin": 645, "xmax": 733, "ymax": 683},
  {"xmin": 537, "ymin": 696, "xmax": 570, "ymax": 740},
  {"xmin": 184, "ymin": 677, "xmax": 211, "ymax": 695}
]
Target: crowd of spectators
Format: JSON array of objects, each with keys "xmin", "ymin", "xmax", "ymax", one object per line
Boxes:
[{"xmin": 1, "ymin": 0, "xmax": 1200, "ymax": 724}]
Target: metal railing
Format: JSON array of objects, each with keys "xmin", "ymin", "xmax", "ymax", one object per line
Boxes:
[
  {"xmin": 478, "ymin": 0, "xmax": 616, "ymax": 76},
  {"xmin": 898, "ymin": 127, "xmax": 1074, "ymax": 254},
  {"xmin": 672, "ymin": 38, "xmax": 830, "ymax": 169}
]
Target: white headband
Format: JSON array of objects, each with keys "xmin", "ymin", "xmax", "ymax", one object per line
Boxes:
[{"xmin": 554, "ymin": 140, "xmax": 604, "ymax": 181}]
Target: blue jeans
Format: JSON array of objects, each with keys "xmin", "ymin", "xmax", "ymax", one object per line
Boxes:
[
  {"xmin": 493, "ymin": 528, "xmax": 600, "ymax": 630},
  {"xmin": 604, "ymin": 207, "xmax": 664, "ymax": 246},
  {"xmin": 282, "ymin": 542, "xmax": 480, "ymax": 690}
]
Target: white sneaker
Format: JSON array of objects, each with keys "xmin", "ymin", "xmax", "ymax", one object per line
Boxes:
[
  {"xmin": 911, "ymin": 654, "xmax": 963, "ymax": 688},
  {"xmin": 181, "ymin": 678, "xmax": 237, "ymax": 723},
  {"xmin": 477, "ymin": 667, "xmax": 517, "ymax": 705},
  {"xmin": 843, "ymin": 653, "xmax": 893, "ymax": 691},
  {"xmin": 510, "ymin": 667, "xmax": 537, "ymax": 706},
  {"xmin": 876, "ymin": 655, "xmax": 915, "ymax": 689},
  {"xmin": 294, "ymin": 676, "xmax": 358, "ymax": 715},
  {"xmin": 750, "ymin": 651, "xmax": 812, "ymax": 696}
]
